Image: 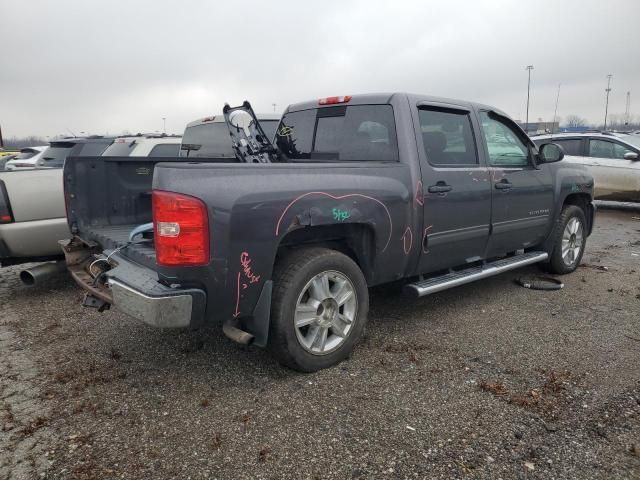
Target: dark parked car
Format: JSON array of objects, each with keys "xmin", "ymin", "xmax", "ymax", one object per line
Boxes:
[{"xmin": 62, "ymin": 93, "xmax": 595, "ymax": 372}]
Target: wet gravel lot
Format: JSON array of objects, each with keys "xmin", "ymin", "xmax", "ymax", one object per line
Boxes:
[{"xmin": 1, "ymin": 204, "xmax": 639, "ymax": 480}]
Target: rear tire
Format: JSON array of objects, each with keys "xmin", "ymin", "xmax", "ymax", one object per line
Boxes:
[
  {"xmin": 547, "ymin": 205, "xmax": 587, "ymax": 275},
  {"xmin": 268, "ymin": 247, "xmax": 369, "ymax": 372}
]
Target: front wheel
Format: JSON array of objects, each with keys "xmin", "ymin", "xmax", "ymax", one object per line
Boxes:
[
  {"xmin": 269, "ymin": 247, "xmax": 369, "ymax": 372},
  {"xmin": 547, "ymin": 205, "xmax": 587, "ymax": 274}
]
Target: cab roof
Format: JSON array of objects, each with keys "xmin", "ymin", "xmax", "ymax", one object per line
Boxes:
[
  {"xmin": 285, "ymin": 92, "xmax": 508, "ymax": 117},
  {"xmin": 185, "ymin": 113, "xmax": 281, "ymax": 129}
]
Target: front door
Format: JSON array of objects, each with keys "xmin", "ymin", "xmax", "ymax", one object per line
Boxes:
[
  {"xmin": 477, "ymin": 110, "xmax": 554, "ymax": 256},
  {"xmin": 416, "ymin": 104, "xmax": 492, "ymax": 273},
  {"xmin": 585, "ymin": 138, "xmax": 640, "ymax": 202}
]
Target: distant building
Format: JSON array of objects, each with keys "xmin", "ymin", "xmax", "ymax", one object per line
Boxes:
[
  {"xmin": 557, "ymin": 126, "xmax": 591, "ymax": 133},
  {"xmin": 515, "ymin": 121, "xmax": 559, "ymax": 135}
]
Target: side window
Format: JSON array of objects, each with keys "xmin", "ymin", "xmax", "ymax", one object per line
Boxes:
[
  {"xmin": 418, "ymin": 108, "xmax": 478, "ymax": 166},
  {"xmin": 588, "ymin": 139, "xmax": 632, "ymax": 159},
  {"xmin": 553, "ymin": 139, "xmax": 582, "ymax": 156},
  {"xmin": 479, "ymin": 111, "xmax": 530, "ymax": 167}
]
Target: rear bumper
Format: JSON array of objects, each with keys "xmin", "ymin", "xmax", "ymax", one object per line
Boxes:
[
  {"xmin": 108, "ymin": 278, "xmax": 198, "ymax": 328},
  {"xmin": 64, "ymin": 241, "xmax": 206, "ymax": 328}
]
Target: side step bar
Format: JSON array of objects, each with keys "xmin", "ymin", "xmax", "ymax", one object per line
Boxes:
[{"xmin": 404, "ymin": 251, "xmax": 548, "ymax": 298}]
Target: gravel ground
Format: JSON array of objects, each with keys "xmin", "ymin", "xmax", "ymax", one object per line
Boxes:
[{"xmin": 1, "ymin": 205, "xmax": 639, "ymax": 480}]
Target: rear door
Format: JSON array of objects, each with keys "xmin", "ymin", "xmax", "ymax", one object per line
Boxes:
[
  {"xmin": 477, "ymin": 110, "xmax": 554, "ymax": 256},
  {"xmin": 584, "ymin": 138, "xmax": 640, "ymax": 201},
  {"xmin": 415, "ymin": 104, "xmax": 492, "ymax": 273}
]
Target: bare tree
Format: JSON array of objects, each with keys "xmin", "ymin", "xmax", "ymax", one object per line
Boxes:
[
  {"xmin": 564, "ymin": 115, "xmax": 588, "ymax": 128},
  {"xmin": 3, "ymin": 136, "xmax": 48, "ymax": 149}
]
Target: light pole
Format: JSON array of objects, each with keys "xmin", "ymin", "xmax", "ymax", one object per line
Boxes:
[
  {"xmin": 603, "ymin": 74, "xmax": 612, "ymax": 130},
  {"xmin": 552, "ymin": 83, "xmax": 561, "ymax": 133},
  {"xmin": 525, "ymin": 65, "xmax": 534, "ymax": 133},
  {"xmin": 162, "ymin": 117, "xmax": 166, "ymax": 134},
  {"xmin": 272, "ymin": 103, "xmax": 276, "ymax": 113}
]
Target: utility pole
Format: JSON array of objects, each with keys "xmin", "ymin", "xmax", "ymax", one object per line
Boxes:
[
  {"xmin": 552, "ymin": 83, "xmax": 561, "ymax": 134},
  {"xmin": 0, "ymin": 124, "xmax": 4, "ymax": 148},
  {"xmin": 525, "ymin": 65, "xmax": 534, "ymax": 133},
  {"xmin": 624, "ymin": 91, "xmax": 631, "ymax": 126},
  {"xmin": 162, "ymin": 117, "xmax": 166, "ymax": 134},
  {"xmin": 604, "ymin": 74, "xmax": 613, "ymax": 130}
]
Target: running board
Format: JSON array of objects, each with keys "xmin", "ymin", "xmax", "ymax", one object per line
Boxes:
[{"xmin": 404, "ymin": 251, "xmax": 548, "ymax": 298}]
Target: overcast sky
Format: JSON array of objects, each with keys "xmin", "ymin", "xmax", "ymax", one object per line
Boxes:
[{"xmin": 1, "ymin": 0, "xmax": 639, "ymax": 137}]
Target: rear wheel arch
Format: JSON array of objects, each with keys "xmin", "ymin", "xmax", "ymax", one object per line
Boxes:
[{"xmin": 274, "ymin": 223, "xmax": 376, "ymax": 284}]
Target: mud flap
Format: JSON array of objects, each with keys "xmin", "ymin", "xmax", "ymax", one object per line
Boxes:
[{"xmin": 242, "ymin": 280, "xmax": 273, "ymax": 348}]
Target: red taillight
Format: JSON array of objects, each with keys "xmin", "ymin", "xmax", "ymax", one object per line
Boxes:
[
  {"xmin": 319, "ymin": 95, "xmax": 352, "ymax": 105},
  {"xmin": 152, "ymin": 190, "xmax": 209, "ymax": 266},
  {"xmin": 0, "ymin": 181, "xmax": 13, "ymax": 224}
]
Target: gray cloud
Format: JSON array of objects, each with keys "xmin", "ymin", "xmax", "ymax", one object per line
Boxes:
[{"xmin": 1, "ymin": 0, "xmax": 639, "ymax": 137}]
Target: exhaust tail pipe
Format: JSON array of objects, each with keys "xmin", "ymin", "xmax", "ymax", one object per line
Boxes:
[
  {"xmin": 20, "ymin": 261, "xmax": 67, "ymax": 286},
  {"xmin": 223, "ymin": 317, "xmax": 255, "ymax": 345}
]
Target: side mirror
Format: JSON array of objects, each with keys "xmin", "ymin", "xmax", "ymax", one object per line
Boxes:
[
  {"xmin": 539, "ymin": 142, "xmax": 564, "ymax": 163},
  {"xmin": 623, "ymin": 151, "xmax": 639, "ymax": 161}
]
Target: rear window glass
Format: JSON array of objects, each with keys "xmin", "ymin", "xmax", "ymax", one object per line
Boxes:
[
  {"xmin": 180, "ymin": 123, "xmax": 235, "ymax": 158},
  {"xmin": 39, "ymin": 144, "xmax": 74, "ymax": 167},
  {"xmin": 180, "ymin": 120, "xmax": 279, "ymax": 159},
  {"xmin": 79, "ymin": 142, "xmax": 110, "ymax": 157},
  {"xmin": 275, "ymin": 105, "xmax": 398, "ymax": 162},
  {"xmin": 149, "ymin": 143, "xmax": 180, "ymax": 157},
  {"xmin": 102, "ymin": 139, "xmax": 137, "ymax": 156}
]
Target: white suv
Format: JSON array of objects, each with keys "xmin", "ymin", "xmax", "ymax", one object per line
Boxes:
[
  {"xmin": 532, "ymin": 132, "xmax": 640, "ymax": 202},
  {"xmin": 101, "ymin": 134, "xmax": 182, "ymax": 157},
  {"xmin": 5, "ymin": 146, "xmax": 49, "ymax": 170}
]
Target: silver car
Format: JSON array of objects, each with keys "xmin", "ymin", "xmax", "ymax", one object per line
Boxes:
[{"xmin": 532, "ymin": 132, "xmax": 640, "ymax": 202}]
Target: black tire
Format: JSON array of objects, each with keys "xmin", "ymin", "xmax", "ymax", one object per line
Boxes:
[
  {"xmin": 547, "ymin": 205, "xmax": 587, "ymax": 275},
  {"xmin": 268, "ymin": 247, "xmax": 369, "ymax": 372}
]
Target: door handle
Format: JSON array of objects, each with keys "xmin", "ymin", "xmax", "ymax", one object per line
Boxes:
[
  {"xmin": 428, "ymin": 182, "xmax": 452, "ymax": 193},
  {"xmin": 494, "ymin": 180, "xmax": 513, "ymax": 190}
]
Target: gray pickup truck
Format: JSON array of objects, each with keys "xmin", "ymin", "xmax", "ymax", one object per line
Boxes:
[{"xmin": 62, "ymin": 93, "xmax": 595, "ymax": 372}]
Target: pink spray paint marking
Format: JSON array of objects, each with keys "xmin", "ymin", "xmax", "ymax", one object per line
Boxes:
[
  {"xmin": 240, "ymin": 251, "xmax": 261, "ymax": 284},
  {"xmin": 233, "ymin": 251, "xmax": 262, "ymax": 318},
  {"xmin": 422, "ymin": 225, "xmax": 433, "ymax": 254},
  {"xmin": 275, "ymin": 191, "xmax": 393, "ymax": 252},
  {"xmin": 401, "ymin": 227, "xmax": 413, "ymax": 255},
  {"xmin": 233, "ymin": 271, "xmax": 242, "ymax": 318},
  {"xmin": 414, "ymin": 180, "xmax": 424, "ymax": 207}
]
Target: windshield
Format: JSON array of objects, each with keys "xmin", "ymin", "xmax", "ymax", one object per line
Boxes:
[
  {"xmin": 620, "ymin": 135, "xmax": 640, "ymax": 149},
  {"xmin": 13, "ymin": 150, "xmax": 39, "ymax": 160},
  {"xmin": 180, "ymin": 120, "xmax": 279, "ymax": 158}
]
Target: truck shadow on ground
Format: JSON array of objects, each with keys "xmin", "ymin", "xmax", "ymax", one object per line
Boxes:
[{"xmin": 2, "ymin": 260, "xmax": 551, "ymax": 388}]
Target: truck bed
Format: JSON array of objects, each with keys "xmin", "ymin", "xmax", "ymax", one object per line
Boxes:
[{"xmin": 84, "ymin": 224, "xmax": 156, "ymax": 267}]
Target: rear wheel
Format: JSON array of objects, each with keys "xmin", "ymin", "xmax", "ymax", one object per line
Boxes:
[
  {"xmin": 269, "ymin": 247, "xmax": 369, "ymax": 372},
  {"xmin": 547, "ymin": 205, "xmax": 587, "ymax": 274}
]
